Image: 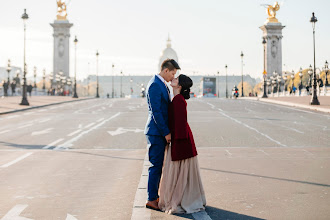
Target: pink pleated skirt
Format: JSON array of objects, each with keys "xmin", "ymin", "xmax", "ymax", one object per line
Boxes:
[{"xmin": 158, "ymin": 145, "xmax": 206, "ymax": 214}]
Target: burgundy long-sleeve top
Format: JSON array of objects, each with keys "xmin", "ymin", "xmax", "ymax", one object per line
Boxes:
[{"xmin": 168, "ymin": 94, "xmax": 198, "ymax": 161}]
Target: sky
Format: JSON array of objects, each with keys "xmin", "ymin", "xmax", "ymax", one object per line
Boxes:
[{"xmin": 0, "ymin": 0, "xmax": 329, "ymax": 81}]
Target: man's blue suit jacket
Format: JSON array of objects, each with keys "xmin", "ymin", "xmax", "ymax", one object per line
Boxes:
[{"xmin": 144, "ymin": 75, "xmax": 171, "ymax": 137}]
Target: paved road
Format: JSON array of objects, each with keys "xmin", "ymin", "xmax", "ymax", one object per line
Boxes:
[{"xmin": 0, "ymin": 98, "xmax": 329, "ymax": 220}]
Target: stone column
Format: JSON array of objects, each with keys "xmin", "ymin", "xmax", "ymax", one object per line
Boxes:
[
  {"xmin": 260, "ymin": 22, "xmax": 285, "ymax": 79},
  {"xmin": 50, "ymin": 20, "xmax": 73, "ymax": 85}
]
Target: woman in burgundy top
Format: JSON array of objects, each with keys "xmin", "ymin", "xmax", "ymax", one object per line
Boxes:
[{"xmin": 158, "ymin": 74, "xmax": 206, "ymax": 214}]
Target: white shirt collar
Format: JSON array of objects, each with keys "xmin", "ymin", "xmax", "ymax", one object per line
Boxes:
[{"xmin": 156, "ymin": 74, "xmax": 166, "ymax": 84}]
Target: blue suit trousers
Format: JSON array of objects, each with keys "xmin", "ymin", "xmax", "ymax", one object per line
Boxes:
[{"xmin": 146, "ymin": 135, "xmax": 167, "ymax": 201}]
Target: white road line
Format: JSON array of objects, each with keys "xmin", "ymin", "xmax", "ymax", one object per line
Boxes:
[
  {"xmin": 192, "ymin": 211, "xmax": 212, "ymax": 220},
  {"xmin": 225, "ymin": 149, "xmax": 232, "ymax": 156},
  {"xmin": 84, "ymin": 122, "xmax": 95, "ymax": 128},
  {"xmin": 37, "ymin": 109, "xmax": 47, "ymax": 112},
  {"xmin": 0, "ymin": 130, "xmax": 10, "ymax": 134},
  {"xmin": 43, "ymin": 138, "xmax": 64, "ymax": 149},
  {"xmin": 54, "ymin": 113, "xmax": 121, "ymax": 150},
  {"xmin": 66, "ymin": 214, "xmax": 78, "ymax": 220},
  {"xmin": 23, "ymin": 112, "xmax": 35, "ymax": 115},
  {"xmin": 207, "ymin": 102, "xmax": 215, "ymax": 109},
  {"xmin": 18, "ymin": 123, "xmax": 34, "ymax": 129},
  {"xmin": 258, "ymin": 149, "xmax": 270, "ymax": 156},
  {"xmin": 1, "ymin": 153, "xmax": 33, "ymax": 168},
  {"xmin": 97, "ymin": 118, "xmax": 105, "ymax": 122},
  {"xmin": 39, "ymin": 118, "xmax": 52, "ymax": 123},
  {"xmin": 0, "ymin": 204, "xmax": 32, "ymax": 220},
  {"xmin": 31, "ymin": 128, "xmax": 54, "ymax": 136},
  {"xmin": 281, "ymin": 125, "xmax": 304, "ymax": 134},
  {"xmin": 67, "ymin": 129, "xmax": 82, "ymax": 137},
  {"xmin": 302, "ymin": 149, "xmax": 314, "ymax": 156},
  {"xmin": 217, "ymin": 108, "xmax": 287, "ymax": 147},
  {"xmin": 5, "ymin": 115, "xmax": 20, "ymax": 119}
]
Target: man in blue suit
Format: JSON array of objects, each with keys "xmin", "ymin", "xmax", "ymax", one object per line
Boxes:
[{"xmin": 145, "ymin": 59, "xmax": 181, "ymax": 210}]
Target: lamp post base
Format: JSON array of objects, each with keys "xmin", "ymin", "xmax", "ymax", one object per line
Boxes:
[
  {"xmin": 262, "ymin": 93, "xmax": 268, "ymax": 98},
  {"xmin": 20, "ymin": 98, "xmax": 29, "ymax": 106},
  {"xmin": 310, "ymin": 96, "xmax": 320, "ymax": 105},
  {"xmin": 73, "ymin": 93, "xmax": 78, "ymax": 98}
]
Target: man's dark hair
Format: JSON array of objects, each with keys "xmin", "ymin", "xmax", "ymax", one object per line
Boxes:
[{"xmin": 161, "ymin": 59, "xmax": 181, "ymax": 71}]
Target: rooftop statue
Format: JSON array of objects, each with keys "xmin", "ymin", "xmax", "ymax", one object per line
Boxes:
[
  {"xmin": 56, "ymin": 0, "xmax": 67, "ymax": 20},
  {"xmin": 267, "ymin": 1, "xmax": 280, "ymax": 23}
]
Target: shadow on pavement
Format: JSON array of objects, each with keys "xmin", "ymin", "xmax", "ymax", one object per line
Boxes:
[
  {"xmin": 201, "ymin": 167, "xmax": 330, "ymax": 187},
  {"xmin": 0, "ymin": 141, "xmax": 145, "ymax": 161},
  {"xmin": 206, "ymin": 206, "xmax": 265, "ymax": 220}
]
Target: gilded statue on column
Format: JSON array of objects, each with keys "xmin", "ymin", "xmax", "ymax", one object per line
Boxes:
[
  {"xmin": 267, "ymin": 2, "xmax": 280, "ymax": 23},
  {"xmin": 57, "ymin": 0, "xmax": 68, "ymax": 20}
]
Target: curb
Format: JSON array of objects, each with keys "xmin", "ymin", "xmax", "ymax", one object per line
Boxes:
[
  {"xmin": 241, "ymin": 97, "xmax": 330, "ymax": 114},
  {"xmin": 0, "ymin": 97, "xmax": 96, "ymax": 115}
]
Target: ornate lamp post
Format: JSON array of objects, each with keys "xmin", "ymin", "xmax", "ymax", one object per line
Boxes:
[
  {"xmin": 217, "ymin": 71, "xmax": 219, "ymax": 98},
  {"xmin": 42, "ymin": 68, "xmax": 46, "ymax": 92},
  {"xmin": 240, "ymin": 51, "xmax": 244, "ymax": 97},
  {"xmin": 282, "ymin": 72, "xmax": 287, "ymax": 96},
  {"xmin": 291, "ymin": 70, "xmax": 295, "ymax": 96},
  {"xmin": 87, "ymin": 76, "xmax": 90, "ymax": 96},
  {"xmin": 33, "ymin": 66, "xmax": 37, "ymax": 90},
  {"xmin": 310, "ymin": 12, "xmax": 320, "ymax": 105},
  {"xmin": 120, "ymin": 70, "xmax": 123, "ymax": 98},
  {"xmin": 73, "ymin": 36, "xmax": 78, "ymax": 98},
  {"xmin": 225, "ymin": 64, "xmax": 228, "ymax": 98},
  {"xmin": 112, "ymin": 63, "xmax": 115, "ymax": 98},
  {"xmin": 7, "ymin": 59, "xmax": 11, "ymax": 86},
  {"xmin": 6, "ymin": 59, "xmax": 12, "ymax": 96},
  {"xmin": 96, "ymin": 50, "xmax": 100, "ymax": 98},
  {"xmin": 322, "ymin": 60, "xmax": 329, "ymax": 95},
  {"xmin": 20, "ymin": 9, "xmax": 29, "ymax": 106},
  {"xmin": 298, "ymin": 67, "xmax": 303, "ymax": 96},
  {"xmin": 262, "ymin": 37, "xmax": 268, "ymax": 98}
]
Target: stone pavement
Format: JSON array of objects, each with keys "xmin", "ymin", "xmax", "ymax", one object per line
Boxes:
[
  {"xmin": 0, "ymin": 95, "xmax": 94, "ymax": 115},
  {"xmin": 242, "ymin": 96, "xmax": 330, "ymax": 113}
]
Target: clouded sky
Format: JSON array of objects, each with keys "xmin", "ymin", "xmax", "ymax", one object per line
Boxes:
[{"xmin": 1, "ymin": 0, "xmax": 329, "ymax": 80}]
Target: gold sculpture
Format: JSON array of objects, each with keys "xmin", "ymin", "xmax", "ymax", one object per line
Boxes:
[
  {"xmin": 267, "ymin": 1, "xmax": 280, "ymax": 23},
  {"xmin": 56, "ymin": 0, "xmax": 67, "ymax": 20}
]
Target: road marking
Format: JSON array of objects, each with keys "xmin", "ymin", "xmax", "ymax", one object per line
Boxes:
[
  {"xmin": 84, "ymin": 122, "xmax": 95, "ymax": 128},
  {"xmin": 43, "ymin": 138, "xmax": 64, "ymax": 149},
  {"xmin": 38, "ymin": 118, "xmax": 52, "ymax": 123},
  {"xmin": 50, "ymin": 106, "xmax": 58, "ymax": 110},
  {"xmin": 0, "ymin": 130, "xmax": 10, "ymax": 134},
  {"xmin": 23, "ymin": 112, "xmax": 35, "ymax": 115},
  {"xmin": 67, "ymin": 129, "xmax": 82, "ymax": 137},
  {"xmin": 31, "ymin": 128, "xmax": 54, "ymax": 136},
  {"xmin": 207, "ymin": 103, "xmax": 215, "ymax": 109},
  {"xmin": 302, "ymin": 149, "xmax": 314, "ymax": 156},
  {"xmin": 97, "ymin": 118, "xmax": 105, "ymax": 122},
  {"xmin": 0, "ymin": 204, "xmax": 33, "ymax": 220},
  {"xmin": 258, "ymin": 149, "xmax": 270, "ymax": 156},
  {"xmin": 1, "ymin": 153, "xmax": 33, "ymax": 168},
  {"xmin": 66, "ymin": 214, "xmax": 78, "ymax": 220},
  {"xmin": 5, "ymin": 115, "xmax": 20, "ymax": 119},
  {"xmin": 225, "ymin": 149, "xmax": 232, "ymax": 156},
  {"xmin": 18, "ymin": 123, "xmax": 34, "ymax": 129},
  {"xmin": 281, "ymin": 125, "xmax": 304, "ymax": 134},
  {"xmin": 37, "ymin": 109, "xmax": 47, "ymax": 112},
  {"xmin": 192, "ymin": 211, "xmax": 212, "ymax": 220},
  {"xmin": 217, "ymin": 108, "xmax": 287, "ymax": 147},
  {"xmin": 108, "ymin": 127, "xmax": 144, "ymax": 136},
  {"xmin": 54, "ymin": 113, "xmax": 121, "ymax": 150}
]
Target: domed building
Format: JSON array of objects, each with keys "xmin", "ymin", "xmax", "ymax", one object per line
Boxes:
[{"xmin": 158, "ymin": 35, "xmax": 179, "ymax": 71}]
